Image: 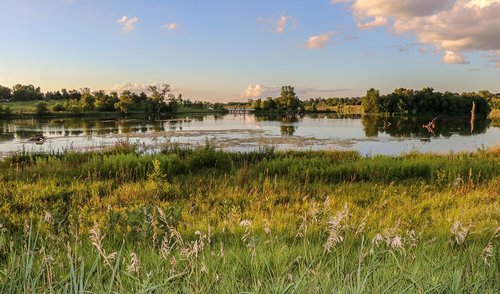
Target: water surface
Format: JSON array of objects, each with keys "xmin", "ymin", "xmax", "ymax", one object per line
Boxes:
[{"xmin": 0, "ymin": 114, "xmax": 498, "ymax": 157}]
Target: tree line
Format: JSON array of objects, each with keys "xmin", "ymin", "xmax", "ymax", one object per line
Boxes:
[
  {"xmin": 0, "ymin": 84, "xmax": 226, "ymax": 115},
  {"xmin": 362, "ymin": 87, "xmax": 494, "ymax": 116}
]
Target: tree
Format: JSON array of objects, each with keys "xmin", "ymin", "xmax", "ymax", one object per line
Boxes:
[
  {"xmin": 94, "ymin": 90, "xmax": 118, "ymax": 111},
  {"xmin": 277, "ymin": 86, "xmax": 302, "ymax": 112},
  {"xmin": 362, "ymin": 88, "xmax": 381, "ymax": 113},
  {"xmin": 114, "ymin": 90, "xmax": 135, "ymax": 113},
  {"xmin": 12, "ymin": 84, "xmax": 43, "ymax": 101},
  {"xmin": 80, "ymin": 88, "xmax": 95, "ymax": 110},
  {"xmin": 147, "ymin": 84, "xmax": 178, "ymax": 114},
  {"xmin": 0, "ymin": 85, "xmax": 11, "ymax": 100}
]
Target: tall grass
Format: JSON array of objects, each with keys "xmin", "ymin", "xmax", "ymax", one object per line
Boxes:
[{"xmin": 0, "ymin": 145, "xmax": 498, "ymax": 292}]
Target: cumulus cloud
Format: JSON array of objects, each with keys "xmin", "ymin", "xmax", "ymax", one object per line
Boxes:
[
  {"xmin": 161, "ymin": 23, "xmax": 177, "ymax": 31},
  {"xmin": 112, "ymin": 82, "xmax": 164, "ymax": 93},
  {"xmin": 333, "ymin": 0, "xmax": 500, "ymax": 66},
  {"xmin": 241, "ymin": 85, "xmax": 352, "ymax": 99},
  {"xmin": 117, "ymin": 16, "xmax": 139, "ymax": 32},
  {"xmin": 305, "ymin": 32, "xmax": 334, "ymax": 49},
  {"xmin": 443, "ymin": 50, "xmax": 469, "ymax": 64}
]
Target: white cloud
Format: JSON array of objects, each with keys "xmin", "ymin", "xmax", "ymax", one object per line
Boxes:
[
  {"xmin": 333, "ymin": 0, "xmax": 500, "ymax": 66},
  {"xmin": 161, "ymin": 23, "xmax": 177, "ymax": 31},
  {"xmin": 305, "ymin": 32, "xmax": 334, "ymax": 49},
  {"xmin": 241, "ymin": 85, "xmax": 278, "ymax": 99},
  {"xmin": 117, "ymin": 16, "xmax": 139, "ymax": 32},
  {"xmin": 241, "ymin": 85, "xmax": 353, "ymax": 99},
  {"xmin": 443, "ymin": 50, "xmax": 469, "ymax": 64},
  {"xmin": 112, "ymin": 82, "xmax": 162, "ymax": 93}
]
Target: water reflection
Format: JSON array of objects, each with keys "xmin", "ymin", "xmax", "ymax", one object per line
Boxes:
[
  {"xmin": 0, "ymin": 114, "xmax": 497, "ymax": 156},
  {"xmin": 361, "ymin": 116, "xmax": 490, "ymax": 138}
]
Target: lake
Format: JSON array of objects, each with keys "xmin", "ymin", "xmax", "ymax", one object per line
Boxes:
[{"xmin": 0, "ymin": 114, "xmax": 499, "ymax": 157}]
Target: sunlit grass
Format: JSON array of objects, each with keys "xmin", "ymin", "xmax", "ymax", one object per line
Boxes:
[{"xmin": 0, "ymin": 145, "xmax": 498, "ymax": 292}]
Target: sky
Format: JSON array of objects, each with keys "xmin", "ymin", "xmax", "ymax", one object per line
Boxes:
[{"xmin": 0, "ymin": 0, "xmax": 499, "ymax": 102}]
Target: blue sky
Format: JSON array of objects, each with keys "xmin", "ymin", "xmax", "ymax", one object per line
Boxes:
[{"xmin": 0, "ymin": 0, "xmax": 499, "ymax": 101}]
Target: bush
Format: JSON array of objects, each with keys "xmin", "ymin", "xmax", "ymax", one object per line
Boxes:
[
  {"xmin": 52, "ymin": 103, "xmax": 65, "ymax": 112},
  {"xmin": 35, "ymin": 101, "xmax": 49, "ymax": 115}
]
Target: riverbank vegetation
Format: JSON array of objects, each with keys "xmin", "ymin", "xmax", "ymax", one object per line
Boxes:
[
  {"xmin": 362, "ymin": 88, "xmax": 493, "ymax": 116},
  {"xmin": 0, "ymin": 144, "xmax": 498, "ymax": 292},
  {"xmin": 0, "ymin": 84, "xmax": 226, "ymax": 117}
]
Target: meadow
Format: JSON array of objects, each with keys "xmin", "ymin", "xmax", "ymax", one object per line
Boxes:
[{"xmin": 0, "ymin": 143, "xmax": 498, "ymax": 292}]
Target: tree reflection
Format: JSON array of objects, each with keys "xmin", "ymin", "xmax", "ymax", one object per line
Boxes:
[{"xmin": 361, "ymin": 115, "xmax": 490, "ymax": 138}]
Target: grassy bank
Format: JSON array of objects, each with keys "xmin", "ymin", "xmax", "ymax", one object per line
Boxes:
[
  {"xmin": 0, "ymin": 101, "xmax": 228, "ymax": 118},
  {"xmin": 0, "ymin": 145, "xmax": 499, "ymax": 292}
]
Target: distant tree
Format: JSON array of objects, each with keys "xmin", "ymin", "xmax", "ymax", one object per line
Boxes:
[
  {"xmin": 147, "ymin": 84, "xmax": 178, "ymax": 114},
  {"xmin": 0, "ymin": 85, "xmax": 12, "ymax": 100},
  {"xmin": 114, "ymin": 90, "xmax": 135, "ymax": 113},
  {"xmin": 277, "ymin": 86, "xmax": 302, "ymax": 112},
  {"xmin": 68, "ymin": 89, "xmax": 81, "ymax": 100},
  {"xmin": 94, "ymin": 90, "xmax": 118, "ymax": 111},
  {"xmin": 12, "ymin": 84, "xmax": 43, "ymax": 101},
  {"xmin": 45, "ymin": 91, "xmax": 62, "ymax": 100},
  {"xmin": 80, "ymin": 88, "xmax": 95, "ymax": 110},
  {"xmin": 362, "ymin": 88, "xmax": 381, "ymax": 113}
]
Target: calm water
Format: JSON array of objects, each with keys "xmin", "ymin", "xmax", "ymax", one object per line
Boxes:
[{"xmin": 0, "ymin": 114, "xmax": 499, "ymax": 157}]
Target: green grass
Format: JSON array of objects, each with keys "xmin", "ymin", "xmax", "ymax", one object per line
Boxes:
[
  {"xmin": 3, "ymin": 100, "xmax": 59, "ymax": 114},
  {"xmin": 0, "ymin": 145, "xmax": 499, "ymax": 292}
]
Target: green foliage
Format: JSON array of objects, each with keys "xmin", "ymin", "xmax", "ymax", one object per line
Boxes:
[
  {"xmin": 363, "ymin": 87, "xmax": 492, "ymax": 116},
  {"xmin": 11, "ymin": 84, "xmax": 44, "ymax": 101},
  {"xmin": 114, "ymin": 91, "xmax": 135, "ymax": 114},
  {"xmin": 63, "ymin": 99, "xmax": 83, "ymax": 114},
  {"xmin": 251, "ymin": 86, "xmax": 304, "ymax": 113},
  {"xmin": 0, "ymin": 85, "xmax": 11, "ymax": 100},
  {"xmin": 51, "ymin": 103, "xmax": 65, "ymax": 112},
  {"xmin": 35, "ymin": 101, "xmax": 49, "ymax": 115},
  {"xmin": 0, "ymin": 106, "xmax": 11, "ymax": 117}
]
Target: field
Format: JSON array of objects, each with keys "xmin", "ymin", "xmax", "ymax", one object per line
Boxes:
[{"xmin": 0, "ymin": 143, "xmax": 498, "ymax": 292}]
